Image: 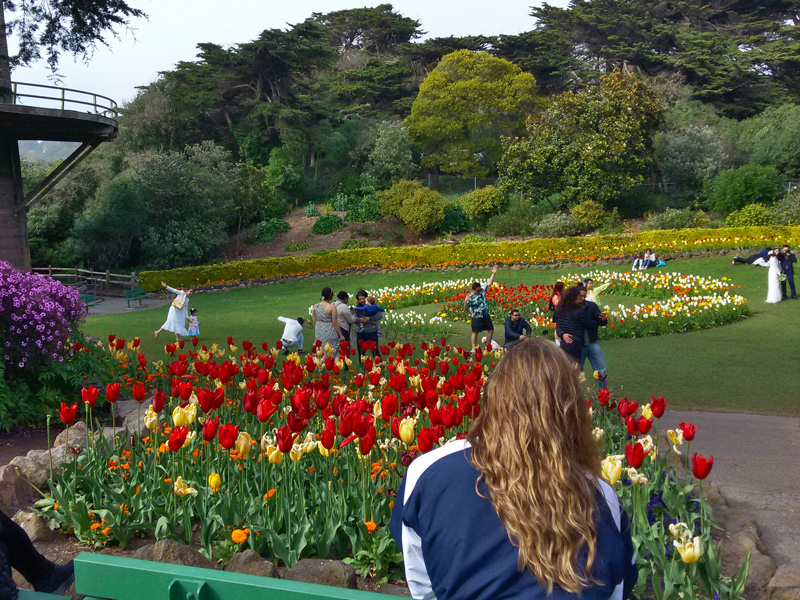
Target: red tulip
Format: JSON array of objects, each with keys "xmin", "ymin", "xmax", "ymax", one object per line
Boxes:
[
  {"xmin": 81, "ymin": 386, "xmax": 99, "ymax": 408},
  {"xmin": 105, "ymin": 383, "xmax": 120, "ymax": 404},
  {"xmin": 597, "ymin": 388, "xmax": 611, "ymax": 406},
  {"xmin": 57, "ymin": 402, "xmax": 78, "ymax": 425},
  {"xmin": 625, "ymin": 442, "xmax": 645, "ymax": 469},
  {"xmin": 691, "ymin": 453, "xmax": 713, "ymax": 479},
  {"xmin": 650, "ymin": 395, "xmax": 666, "ymax": 418},
  {"xmin": 381, "ymin": 394, "xmax": 399, "ymax": 420},
  {"xmin": 321, "ymin": 418, "xmax": 336, "ymax": 450},
  {"xmin": 417, "ymin": 427, "xmax": 437, "ymax": 454},
  {"xmin": 219, "ymin": 423, "xmax": 239, "ymax": 449},
  {"xmin": 359, "ymin": 425, "xmax": 377, "ymax": 455},
  {"xmin": 138, "ymin": 353, "xmax": 147, "ymax": 368},
  {"xmin": 636, "ymin": 417, "xmax": 653, "ymax": 435},
  {"xmin": 256, "ymin": 399, "xmax": 278, "ymax": 423},
  {"xmin": 152, "ymin": 390, "xmax": 167, "ymax": 413},
  {"xmin": 625, "ymin": 416, "xmax": 639, "ymax": 435},
  {"xmin": 678, "ymin": 422, "xmax": 696, "ymax": 441},
  {"xmin": 202, "ymin": 416, "xmax": 219, "ymax": 442},
  {"xmin": 168, "ymin": 426, "xmax": 189, "ymax": 451},
  {"xmin": 132, "ymin": 383, "xmax": 146, "ymax": 403},
  {"xmin": 276, "ymin": 425, "xmax": 298, "ymax": 453}
]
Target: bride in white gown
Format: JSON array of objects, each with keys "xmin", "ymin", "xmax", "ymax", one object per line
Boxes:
[{"xmin": 766, "ymin": 248, "xmax": 783, "ymax": 303}]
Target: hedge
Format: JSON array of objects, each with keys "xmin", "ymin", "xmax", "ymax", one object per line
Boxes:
[{"xmin": 138, "ymin": 226, "xmax": 800, "ymax": 291}]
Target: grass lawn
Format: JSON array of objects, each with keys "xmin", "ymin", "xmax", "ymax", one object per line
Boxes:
[{"xmin": 83, "ymin": 256, "xmax": 800, "ymax": 416}]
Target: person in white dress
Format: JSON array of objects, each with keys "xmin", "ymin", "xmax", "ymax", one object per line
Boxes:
[
  {"xmin": 154, "ymin": 281, "xmax": 193, "ymax": 340},
  {"xmin": 766, "ymin": 248, "xmax": 783, "ymax": 304}
]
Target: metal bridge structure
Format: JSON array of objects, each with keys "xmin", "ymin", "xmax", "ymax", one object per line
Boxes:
[{"xmin": 0, "ymin": 81, "xmax": 119, "ymax": 271}]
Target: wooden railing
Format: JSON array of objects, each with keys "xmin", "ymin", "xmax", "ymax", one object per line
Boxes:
[
  {"xmin": 32, "ymin": 266, "xmax": 137, "ymax": 294},
  {"xmin": 9, "ymin": 81, "xmax": 119, "ymax": 117}
]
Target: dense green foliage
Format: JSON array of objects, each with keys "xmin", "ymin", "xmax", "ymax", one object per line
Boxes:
[
  {"xmin": 726, "ymin": 204, "xmax": 776, "ymax": 228},
  {"xmin": 499, "ymin": 71, "xmax": 664, "ymax": 207},
  {"xmin": 254, "ymin": 218, "xmax": 291, "ymax": 243},
  {"xmin": 405, "ymin": 51, "xmax": 540, "ymax": 176},
  {"xmin": 457, "ymin": 185, "xmax": 507, "ymax": 225},
  {"xmin": 704, "ymin": 164, "xmax": 785, "ymax": 213},
  {"xmin": 312, "ymin": 215, "xmax": 346, "ymax": 235}
]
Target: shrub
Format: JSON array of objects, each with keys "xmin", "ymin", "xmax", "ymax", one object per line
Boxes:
[
  {"xmin": 773, "ymin": 190, "xmax": 800, "ymax": 225},
  {"xmin": 254, "ymin": 218, "xmax": 291, "ymax": 243},
  {"xmin": 304, "ymin": 202, "xmax": 320, "ymax": 217},
  {"xmin": 312, "ymin": 215, "xmax": 346, "ymax": 235},
  {"xmin": 376, "ymin": 179, "xmax": 421, "ymax": 219},
  {"xmin": 139, "ymin": 225, "xmax": 800, "ymax": 292},
  {"xmin": 569, "ymin": 200, "xmax": 608, "ymax": 230},
  {"xmin": 345, "ymin": 195, "xmax": 381, "ymax": 222},
  {"xmin": 704, "ymin": 164, "xmax": 784, "ymax": 212},
  {"xmin": 440, "ymin": 203, "xmax": 470, "ymax": 234},
  {"xmin": 458, "ymin": 185, "xmax": 507, "ymax": 224},
  {"xmin": 460, "ymin": 234, "xmax": 497, "ymax": 244},
  {"xmin": 285, "ymin": 242, "xmax": 310, "ymax": 252},
  {"xmin": 726, "ymin": 203, "xmax": 775, "ymax": 227},
  {"xmin": 340, "ymin": 239, "xmax": 369, "ymax": 250},
  {"xmin": 642, "ymin": 208, "xmax": 704, "ymax": 231},
  {"xmin": 398, "ymin": 187, "xmax": 448, "ymax": 233},
  {"xmin": 531, "ymin": 212, "xmax": 579, "ymax": 238}
]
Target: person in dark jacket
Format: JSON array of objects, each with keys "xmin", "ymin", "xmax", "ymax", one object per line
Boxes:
[
  {"xmin": 732, "ymin": 248, "xmax": 773, "ymax": 266},
  {"xmin": 781, "ymin": 245, "xmax": 797, "ymax": 299},
  {"xmin": 503, "ymin": 309, "xmax": 532, "ymax": 348},
  {"xmin": 554, "ymin": 286, "xmax": 600, "ymax": 362},
  {"xmin": 0, "ymin": 508, "xmax": 74, "ymax": 596}
]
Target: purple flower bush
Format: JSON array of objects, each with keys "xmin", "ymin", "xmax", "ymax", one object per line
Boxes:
[{"xmin": 0, "ymin": 261, "xmax": 86, "ymax": 373}]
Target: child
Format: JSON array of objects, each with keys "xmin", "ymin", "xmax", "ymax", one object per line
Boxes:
[
  {"xmin": 352, "ymin": 296, "xmax": 385, "ymax": 317},
  {"xmin": 632, "ymin": 252, "xmax": 645, "ymax": 271},
  {"xmin": 187, "ymin": 308, "xmax": 200, "ymax": 338}
]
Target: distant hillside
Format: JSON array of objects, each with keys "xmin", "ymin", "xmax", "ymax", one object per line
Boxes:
[{"xmin": 19, "ymin": 140, "xmax": 80, "ymax": 163}]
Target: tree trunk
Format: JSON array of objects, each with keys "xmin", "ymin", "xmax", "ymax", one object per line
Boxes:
[
  {"xmin": 0, "ymin": 2, "xmax": 12, "ymax": 102},
  {"xmin": 0, "ymin": 137, "xmax": 31, "ymax": 271}
]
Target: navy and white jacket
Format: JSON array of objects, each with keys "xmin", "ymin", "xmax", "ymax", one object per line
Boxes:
[{"xmin": 390, "ymin": 439, "xmax": 637, "ymax": 600}]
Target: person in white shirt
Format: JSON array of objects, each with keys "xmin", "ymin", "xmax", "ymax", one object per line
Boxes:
[
  {"xmin": 278, "ymin": 316, "xmax": 311, "ymax": 354},
  {"xmin": 155, "ymin": 281, "xmax": 192, "ymax": 341}
]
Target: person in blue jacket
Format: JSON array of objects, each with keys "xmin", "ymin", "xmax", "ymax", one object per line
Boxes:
[
  {"xmin": 390, "ymin": 338, "xmax": 637, "ymax": 600},
  {"xmin": 503, "ymin": 309, "xmax": 532, "ymax": 348}
]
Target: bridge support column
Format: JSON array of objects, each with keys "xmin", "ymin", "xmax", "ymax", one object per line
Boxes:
[{"xmin": 0, "ymin": 138, "xmax": 30, "ymax": 271}]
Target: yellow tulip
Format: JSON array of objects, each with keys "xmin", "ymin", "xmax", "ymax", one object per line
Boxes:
[
  {"xmin": 641, "ymin": 403, "xmax": 653, "ymax": 420},
  {"xmin": 638, "ymin": 435, "xmax": 654, "ymax": 456},
  {"xmin": 235, "ymin": 432, "xmax": 253, "ymax": 458},
  {"xmin": 592, "ymin": 427, "xmax": 604, "ymax": 442},
  {"xmin": 172, "ymin": 406, "xmax": 187, "ymax": 428},
  {"xmin": 667, "ymin": 429, "xmax": 684, "ymax": 455},
  {"xmin": 183, "ymin": 403, "xmax": 197, "ymax": 425},
  {"xmin": 399, "ymin": 417, "xmax": 416, "ymax": 445},
  {"xmin": 184, "ymin": 431, "xmax": 196, "ymax": 447},
  {"xmin": 372, "ymin": 402, "xmax": 383, "ymax": 420},
  {"xmin": 627, "ymin": 468, "xmax": 649, "ymax": 485},
  {"xmin": 600, "ymin": 455, "xmax": 623, "ymax": 486},
  {"xmin": 317, "ymin": 441, "xmax": 330, "ymax": 457},
  {"xmin": 208, "ymin": 472, "xmax": 221, "ymax": 491},
  {"xmin": 173, "ymin": 476, "xmax": 198, "ymax": 497},
  {"xmin": 674, "ymin": 536, "xmax": 701, "ymax": 564},
  {"xmin": 289, "ymin": 444, "xmax": 304, "ymax": 462},
  {"xmin": 267, "ymin": 445, "xmax": 283, "ymax": 464},
  {"xmin": 144, "ymin": 406, "xmax": 158, "ymax": 431},
  {"xmin": 301, "ymin": 433, "xmax": 316, "ymax": 454}
]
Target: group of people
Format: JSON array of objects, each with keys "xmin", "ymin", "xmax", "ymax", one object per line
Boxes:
[
  {"xmin": 154, "ymin": 282, "xmax": 199, "ymax": 341},
  {"xmin": 463, "ymin": 267, "xmax": 610, "ymax": 389},
  {"xmin": 277, "ymin": 288, "xmax": 384, "ymax": 358},
  {"xmin": 631, "ymin": 248, "xmax": 664, "ymax": 271},
  {"xmin": 732, "ymin": 245, "xmax": 796, "ymax": 302}
]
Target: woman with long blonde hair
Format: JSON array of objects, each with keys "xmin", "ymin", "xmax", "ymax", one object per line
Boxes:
[{"xmin": 390, "ymin": 338, "xmax": 636, "ymax": 599}]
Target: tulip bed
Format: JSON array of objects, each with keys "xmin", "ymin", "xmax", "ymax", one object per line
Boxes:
[
  {"xmin": 37, "ymin": 336, "xmax": 747, "ymax": 599},
  {"xmin": 374, "ymin": 271, "xmax": 749, "ymax": 340}
]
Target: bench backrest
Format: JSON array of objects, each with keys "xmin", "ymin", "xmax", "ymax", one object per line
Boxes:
[
  {"xmin": 74, "ymin": 553, "xmax": 391, "ymax": 600},
  {"xmin": 124, "ymin": 288, "xmax": 144, "ymax": 296}
]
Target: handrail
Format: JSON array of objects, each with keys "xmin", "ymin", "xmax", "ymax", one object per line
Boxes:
[{"xmin": 6, "ymin": 80, "xmax": 119, "ymax": 117}]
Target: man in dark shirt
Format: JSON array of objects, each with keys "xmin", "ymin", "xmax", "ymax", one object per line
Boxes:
[
  {"xmin": 503, "ymin": 309, "xmax": 532, "ymax": 348},
  {"xmin": 781, "ymin": 245, "xmax": 797, "ymax": 299}
]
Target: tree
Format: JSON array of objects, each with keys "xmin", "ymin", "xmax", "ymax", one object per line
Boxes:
[
  {"xmin": 311, "ymin": 4, "xmax": 422, "ymax": 54},
  {"xmin": 500, "ymin": 70, "xmax": 664, "ymax": 206},
  {"xmin": 405, "ymin": 50, "xmax": 541, "ymax": 177},
  {"xmin": 361, "ymin": 121, "xmax": 415, "ymax": 192},
  {"xmin": 1, "ymin": 0, "xmax": 145, "ymax": 76}
]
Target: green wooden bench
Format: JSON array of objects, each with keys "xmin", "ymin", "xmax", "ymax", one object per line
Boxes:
[
  {"xmin": 69, "ymin": 553, "xmax": 393, "ymax": 600},
  {"xmin": 18, "ymin": 591, "xmax": 67, "ymax": 600},
  {"xmin": 124, "ymin": 287, "xmax": 146, "ymax": 308},
  {"xmin": 79, "ymin": 294, "xmax": 101, "ymax": 308}
]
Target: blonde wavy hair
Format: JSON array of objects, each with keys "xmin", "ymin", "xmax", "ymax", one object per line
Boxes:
[{"xmin": 467, "ymin": 337, "xmax": 602, "ymax": 593}]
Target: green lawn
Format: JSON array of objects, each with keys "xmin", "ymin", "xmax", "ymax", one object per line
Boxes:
[{"xmin": 83, "ymin": 256, "xmax": 800, "ymax": 416}]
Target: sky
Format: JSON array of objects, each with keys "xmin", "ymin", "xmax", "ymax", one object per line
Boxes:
[{"xmin": 9, "ymin": 0, "xmax": 568, "ymax": 108}]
